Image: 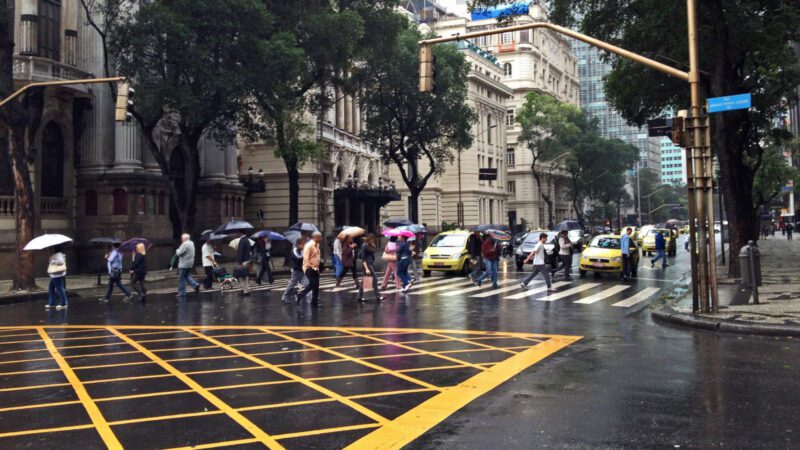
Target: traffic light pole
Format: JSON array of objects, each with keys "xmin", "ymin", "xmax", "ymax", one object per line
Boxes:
[
  {"xmin": 0, "ymin": 77, "xmax": 126, "ymax": 108},
  {"xmin": 419, "ymin": 0, "xmax": 718, "ymax": 313}
]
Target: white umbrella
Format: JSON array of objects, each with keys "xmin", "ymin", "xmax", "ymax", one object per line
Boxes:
[
  {"xmin": 229, "ymin": 237, "xmax": 256, "ymax": 249},
  {"xmin": 23, "ymin": 234, "xmax": 73, "ymax": 251}
]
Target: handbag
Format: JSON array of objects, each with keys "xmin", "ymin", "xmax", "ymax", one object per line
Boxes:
[
  {"xmin": 381, "ymin": 253, "xmax": 397, "ymax": 262},
  {"xmin": 47, "ymin": 262, "xmax": 66, "ymax": 275},
  {"xmin": 362, "ymin": 274, "xmax": 373, "ymax": 291}
]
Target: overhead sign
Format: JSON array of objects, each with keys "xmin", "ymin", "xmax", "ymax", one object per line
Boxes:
[
  {"xmin": 647, "ymin": 118, "xmax": 676, "ymax": 137},
  {"xmin": 479, "ymin": 168, "xmax": 498, "ymax": 181},
  {"xmin": 707, "ymin": 93, "xmax": 751, "ymax": 113}
]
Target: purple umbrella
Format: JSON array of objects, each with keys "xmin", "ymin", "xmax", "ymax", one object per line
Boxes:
[{"xmin": 119, "ymin": 238, "xmax": 152, "ymax": 254}]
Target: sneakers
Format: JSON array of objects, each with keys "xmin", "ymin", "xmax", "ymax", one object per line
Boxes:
[
  {"xmin": 519, "ymin": 282, "xmax": 527, "ymax": 290},
  {"xmin": 194, "ymin": 285, "xmax": 201, "ymax": 294},
  {"xmin": 56, "ymin": 305, "xmax": 68, "ymax": 310},
  {"xmin": 45, "ymin": 304, "xmax": 53, "ymax": 310},
  {"xmin": 650, "ymin": 261, "xmax": 655, "ymax": 268},
  {"xmin": 98, "ymin": 297, "xmax": 109, "ymax": 303},
  {"xmin": 123, "ymin": 294, "xmax": 134, "ymax": 303}
]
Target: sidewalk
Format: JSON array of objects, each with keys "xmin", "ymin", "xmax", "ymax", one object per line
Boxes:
[{"xmin": 653, "ymin": 236, "xmax": 800, "ymax": 336}]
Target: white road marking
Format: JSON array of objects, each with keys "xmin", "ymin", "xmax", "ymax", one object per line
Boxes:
[
  {"xmin": 532, "ymin": 283, "xmax": 600, "ymax": 302},
  {"xmin": 441, "ymin": 279, "xmax": 515, "ymax": 297},
  {"xmin": 471, "ymin": 281, "xmax": 544, "ymax": 299},
  {"xmin": 612, "ymin": 287, "xmax": 661, "ymax": 307},
  {"xmin": 409, "ymin": 279, "xmax": 476, "ymax": 295},
  {"xmin": 504, "ymin": 281, "xmax": 572, "ymax": 300},
  {"xmin": 574, "ymin": 285, "xmax": 631, "ymax": 304}
]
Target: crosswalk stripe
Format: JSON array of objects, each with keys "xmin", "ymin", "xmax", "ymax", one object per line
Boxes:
[
  {"xmin": 612, "ymin": 287, "xmax": 661, "ymax": 308},
  {"xmin": 441, "ymin": 279, "xmax": 515, "ymax": 297},
  {"xmin": 504, "ymin": 281, "xmax": 572, "ymax": 300},
  {"xmin": 409, "ymin": 279, "xmax": 475, "ymax": 295},
  {"xmin": 379, "ymin": 277, "xmax": 456, "ymax": 295},
  {"xmin": 471, "ymin": 281, "xmax": 544, "ymax": 298},
  {"xmin": 573, "ymin": 285, "xmax": 631, "ymax": 304},
  {"xmin": 536, "ymin": 283, "xmax": 601, "ymax": 302}
]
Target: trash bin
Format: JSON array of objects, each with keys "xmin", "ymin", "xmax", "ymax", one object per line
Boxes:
[{"xmin": 739, "ymin": 241, "xmax": 761, "ymax": 288}]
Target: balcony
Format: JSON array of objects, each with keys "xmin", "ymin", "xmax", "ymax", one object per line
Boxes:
[
  {"xmin": 497, "ymin": 41, "xmax": 516, "ymax": 53},
  {"xmin": 41, "ymin": 197, "xmax": 68, "ymax": 216},
  {"xmin": 0, "ymin": 196, "xmax": 14, "ymax": 217},
  {"xmin": 13, "ymin": 55, "xmax": 94, "ymax": 92}
]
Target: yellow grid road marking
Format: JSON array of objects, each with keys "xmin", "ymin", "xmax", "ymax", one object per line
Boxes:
[
  {"xmin": 36, "ymin": 328, "xmax": 123, "ymax": 448},
  {"xmin": 0, "ymin": 423, "xmax": 97, "ymax": 439},
  {"xmin": 426, "ymin": 331, "xmax": 518, "ymax": 355},
  {"xmin": 107, "ymin": 328, "xmax": 285, "ymax": 450}
]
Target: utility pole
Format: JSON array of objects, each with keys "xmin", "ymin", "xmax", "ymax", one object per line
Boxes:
[{"xmin": 419, "ymin": 0, "xmax": 718, "ymax": 313}]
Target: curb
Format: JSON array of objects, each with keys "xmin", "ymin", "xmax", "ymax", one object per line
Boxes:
[{"xmin": 652, "ymin": 307, "xmax": 800, "ymax": 337}]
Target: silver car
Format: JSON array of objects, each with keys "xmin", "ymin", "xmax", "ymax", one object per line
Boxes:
[{"xmin": 515, "ymin": 231, "xmax": 558, "ymax": 270}]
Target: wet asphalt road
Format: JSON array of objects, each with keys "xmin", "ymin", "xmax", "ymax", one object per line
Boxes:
[{"xmin": 1, "ymin": 239, "xmax": 797, "ymax": 449}]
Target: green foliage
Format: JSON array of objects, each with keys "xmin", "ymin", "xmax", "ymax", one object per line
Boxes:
[
  {"xmin": 360, "ymin": 22, "xmax": 476, "ymax": 222},
  {"xmin": 753, "ymin": 142, "xmax": 799, "ymax": 208},
  {"xmin": 516, "ymin": 92, "xmax": 581, "ymax": 164}
]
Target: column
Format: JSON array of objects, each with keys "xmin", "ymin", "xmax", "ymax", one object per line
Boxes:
[
  {"xmin": 335, "ymin": 88, "xmax": 345, "ymax": 129},
  {"xmin": 200, "ymin": 136, "xmax": 226, "ymax": 181},
  {"xmin": 112, "ymin": 121, "xmax": 143, "ymax": 171},
  {"xmin": 344, "ymin": 96, "xmax": 353, "ymax": 133}
]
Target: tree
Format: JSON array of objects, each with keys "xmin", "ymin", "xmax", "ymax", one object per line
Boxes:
[
  {"xmin": 111, "ymin": 0, "xmax": 276, "ymax": 236},
  {"xmin": 753, "ymin": 140, "xmax": 799, "ymax": 210},
  {"xmin": 0, "ymin": 2, "xmax": 46, "ymax": 289},
  {"xmin": 471, "ymin": 0, "xmax": 800, "ymax": 276},
  {"xmin": 360, "ymin": 24, "xmax": 476, "ymax": 223}
]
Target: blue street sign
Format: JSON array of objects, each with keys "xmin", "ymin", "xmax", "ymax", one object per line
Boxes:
[{"xmin": 707, "ymin": 93, "xmax": 751, "ymax": 113}]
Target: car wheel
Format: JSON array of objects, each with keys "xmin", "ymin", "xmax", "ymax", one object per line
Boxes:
[
  {"xmin": 579, "ymin": 269, "xmax": 586, "ymax": 277},
  {"xmin": 461, "ymin": 262, "xmax": 470, "ymax": 277},
  {"xmin": 423, "ymin": 270, "xmax": 431, "ymax": 278}
]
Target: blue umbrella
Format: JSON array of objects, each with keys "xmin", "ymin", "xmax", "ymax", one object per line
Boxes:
[
  {"xmin": 251, "ymin": 230, "xmax": 286, "ymax": 241},
  {"xmin": 214, "ymin": 220, "xmax": 255, "ymax": 236}
]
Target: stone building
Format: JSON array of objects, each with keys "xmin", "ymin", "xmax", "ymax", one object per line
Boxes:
[
  {"xmin": 0, "ymin": 0, "xmax": 244, "ymax": 274},
  {"xmin": 433, "ymin": 3, "xmax": 581, "ymax": 230},
  {"xmin": 382, "ymin": 40, "xmax": 512, "ymax": 230}
]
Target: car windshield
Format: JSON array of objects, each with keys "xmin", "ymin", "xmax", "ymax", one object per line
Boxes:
[
  {"xmin": 429, "ymin": 234, "xmax": 466, "ymax": 248},
  {"xmin": 647, "ymin": 229, "xmax": 668, "ymax": 237},
  {"xmin": 590, "ymin": 237, "xmax": 620, "ymax": 249},
  {"xmin": 524, "ymin": 232, "xmax": 557, "ymax": 244}
]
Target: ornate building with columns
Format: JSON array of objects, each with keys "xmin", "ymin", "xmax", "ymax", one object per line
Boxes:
[{"xmin": 0, "ymin": 0, "xmax": 244, "ymax": 274}]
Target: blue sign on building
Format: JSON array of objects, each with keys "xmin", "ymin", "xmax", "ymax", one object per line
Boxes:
[
  {"xmin": 471, "ymin": 2, "xmax": 529, "ymax": 20},
  {"xmin": 707, "ymin": 93, "xmax": 752, "ymax": 113}
]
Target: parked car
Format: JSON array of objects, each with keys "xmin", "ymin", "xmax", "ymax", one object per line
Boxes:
[
  {"xmin": 642, "ymin": 228, "xmax": 678, "ymax": 256},
  {"xmin": 579, "ymin": 234, "xmax": 640, "ymax": 277},
  {"xmin": 514, "ymin": 230, "xmax": 558, "ymax": 271},
  {"xmin": 422, "ymin": 230, "xmax": 476, "ymax": 277},
  {"xmin": 637, "ymin": 225, "xmax": 654, "ymax": 247}
]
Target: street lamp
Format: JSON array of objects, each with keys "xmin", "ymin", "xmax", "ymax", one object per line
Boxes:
[
  {"xmin": 649, "ymin": 203, "xmax": 681, "ymax": 217},
  {"xmin": 635, "ymin": 163, "xmax": 659, "ymax": 227},
  {"xmin": 644, "ymin": 185, "xmax": 669, "ymax": 223},
  {"xmin": 459, "ymin": 124, "xmax": 497, "ymax": 228}
]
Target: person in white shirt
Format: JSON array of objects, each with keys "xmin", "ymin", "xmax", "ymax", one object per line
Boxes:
[
  {"xmin": 553, "ymin": 230, "xmax": 573, "ymax": 281},
  {"xmin": 201, "ymin": 240, "xmax": 216, "ymax": 289},
  {"xmin": 520, "ymin": 233, "xmax": 554, "ymax": 291},
  {"xmin": 46, "ymin": 246, "xmax": 68, "ymax": 310}
]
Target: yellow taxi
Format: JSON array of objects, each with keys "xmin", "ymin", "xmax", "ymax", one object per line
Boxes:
[
  {"xmin": 422, "ymin": 230, "xmax": 476, "ymax": 277},
  {"xmin": 579, "ymin": 234, "xmax": 640, "ymax": 277},
  {"xmin": 642, "ymin": 228, "xmax": 678, "ymax": 256},
  {"xmin": 636, "ymin": 225, "xmax": 654, "ymax": 246}
]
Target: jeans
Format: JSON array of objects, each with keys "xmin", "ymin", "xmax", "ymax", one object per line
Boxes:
[
  {"xmin": 522, "ymin": 264, "xmax": 551, "ymax": 288},
  {"xmin": 178, "ymin": 268, "xmax": 198, "ymax": 296},
  {"xmin": 409, "ymin": 259, "xmax": 421, "ymax": 281},
  {"xmin": 203, "ymin": 266, "xmax": 214, "ymax": 289},
  {"xmin": 476, "ymin": 258, "xmax": 498, "ymax": 287},
  {"xmin": 340, "ymin": 265, "xmax": 359, "ymax": 286},
  {"xmin": 282, "ymin": 269, "xmax": 308, "ymax": 301},
  {"xmin": 621, "ymin": 254, "xmax": 632, "ymax": 279},
  {"xmin": 397, "ymin": 258, "xmax": 411, "ymax": 288},
  {"xmin": 470, "ymin": 255, "xmax": 483, "ymax": 279},
  {"xmin": 256, "ymin": 258, "xmax": 273, "ymax": 284},
  {"xmin": 48, "ymin": 276, "xmax": 67, "ymax": 307},
  {"xmin": 105, "ymin": 274, "xmax": 131, "ymax": 299},
  {"xmin": 651, "ymin": 249, "xmax": 667, "ymax": 268},
  {"xmin": 332, "ymin": 255, "xmax": 343, "ymax": 279},
  {"xmin": 297, "ymin": 269, "xmax": 320, "ymax": 304},
  {"xmin": 358, "ymin": 262, "xmax": 381, "ymax": 300}
]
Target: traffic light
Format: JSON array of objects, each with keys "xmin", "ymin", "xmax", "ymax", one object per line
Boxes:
[
  {"xmin": 115, "ymin": 82, "xmax": 134, "ymax": 122},
  {"xmin": 670, "ymin": 116, "xmax": 686, "ymax": 147},
  {"xmin": 419, "ymin": 46, "xmax": 434, "ymax": 92}
]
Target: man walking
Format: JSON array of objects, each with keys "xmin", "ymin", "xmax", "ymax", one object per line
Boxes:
[
  {"xmin": 620, "ymin": 227, "xmax": 633, "ymax": 281},
  {"xmin": 176, "ymin": 234, "xmax": 200, "ymax": 297},
  {"xmin": 297, "ymin": 231, "xmax": 322, "ymax": 307},
  {"xmin": 475, "ymin": 236, "xmax": 500, "ymax": 289},
  {"xmin": 201, "ymin": 239, "xmax": 216, "ymax": 289},
  {"xmin": 554, "ymin": 230, "xmax": 573, "ymax": 281},
  {"xmin": 237, "ymin": 233, "xmax": 253, "ymax": 297},
  {"xmin": 787, "ymin": 223, "xmax": 794, "ymax": 240},
  {"xmin": 332, "ymin": 235, "xmax": 344, "ymax": 286},
  {"xmin": 520, "ymin": 233, "xmax": 554, "ymax": 291},
  {"xmin": 99, "ymin": 242, "xmax": 134, "ymax": 303},
  {"xmin": 282, "ymin": 237, "xmax": 308, "ymax": 304},
  {"xmin": 467, "ymin": 231, "xmax": 483, "ymax": 282},
  {"xmin": 650, "ymin": 230, "xmax": 668, "ymax": 269}
]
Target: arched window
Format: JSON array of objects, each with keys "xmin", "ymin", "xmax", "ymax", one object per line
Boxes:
[
  {"xmin": 84, "ymin": 190, "xmax": 97, "ymax": 216},
  {"xmin": 40, "ymin": 122, "xmax": 64, "ymax": 198},
  {"xmin": 137, "ymin": 190, "xmax": 146, "ymax": 214},
  {"xmin": 113, "ymin": 189, "xmax": 127, "ymax": 215},
  {"xmin": 224, "ymin": 196, "xmax": 230, "ymax": 217},
  {"xmin": 38, "ymin": 0, "xmax": 61, "ymax": 61},
  {"xmin": 148, "ymin": 190, "xmax": 156, "ymax": 215},
  {"xmin": 503, "ymin": 62, "xmax": 512, "ymax": 77},
  {"xmin": 158, "ymin": 191, "xmax": 166, "ymax": 215}
]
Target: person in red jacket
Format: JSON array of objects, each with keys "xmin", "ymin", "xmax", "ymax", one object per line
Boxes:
[{"xmin": 474, "ymin": 235, "xmax": 500, "ymax": 289}]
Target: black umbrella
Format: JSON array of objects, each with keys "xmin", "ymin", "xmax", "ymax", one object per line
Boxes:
[
  {"xmin": 88, "ymin": 237, "xmax": 122, "ymax": 245},
  {"xmin": 200, "ymin": 229, "xmax": 225, "ymax": 241},
  {"xmin": 553, "ymin": 220, "xmax": 582, "ymax": 232},
  {"xmin": 214, "ymin": 220, "xmax": 255, "ymax": 235},
  {"xmin": 288, "ymin": 222, "xmax": 319, "ymax": 233},
  {"xmin": 383, "ymin": 217, "xmax": 412, "ymax": 228}
]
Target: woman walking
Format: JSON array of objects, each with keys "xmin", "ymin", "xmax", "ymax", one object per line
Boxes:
[
  {"xmin": 380, "ymin": 236, "xmax": 401, "ymax": 289},
  {"xmin": 339, "ymin": 236, "xmax": 360, "ymax": 288},
  {"xmin": 396, "ymin": 236, "xmax": 412, "ymax": 293},
  {"xmin": 130, "ymin": 243, "xmax": 148, "ymax": 302},
  {"xmin": 409, "ymin": 238, "xmax": 422, "ymax": 282},
  {"xmin": 357, "ymin": 234, "xmax": 383, "ymax": 302},
  {"xmin": 46, "ymin": 246, "xmax": 68, "ymax": 310},
  {"xmin": 282, "ymin": 237, "xmax": 307, "ymax": 304},
  {"xmin": 99, "ymin": 242, "xmax": 134, "ymax": 303}
]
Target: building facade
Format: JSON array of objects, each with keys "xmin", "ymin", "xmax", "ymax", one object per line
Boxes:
[
  {"xmin": 0, "ymin": 0, "xmax": 244, "ymax": 274},
  {"xmin": 433, "ymin": 3, "xmax": 581, "ymax": 230},
  {"xmin": 660, "ymin": 137, "xmax": 687, "ymax": 185},
  {"xmin": 383, "ymin": 41, "xmax": 512, "ymax": 230}
]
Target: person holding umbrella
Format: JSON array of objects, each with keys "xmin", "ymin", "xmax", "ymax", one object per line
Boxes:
[
  {"xmin": 255, "ymin": 237, "xmax": 274, "ymax": 285},
  {"xmin": 554, "ymin": 230, "xmax": 573, "ymax": 281},
  {"xmin": 130, "ymin": 243, "xmax": 148, "ymax": 302},
  {"xmin": 175, "ymin": 233, "xmax": 200, "ymax": 298},
  {"xmin": 46, "ymin": 245, "xmax": 68, "ymax": 310},
  {"xmin": 201, "ymin": 238, "xmax": 217, "ymax": 289},
  {"xmin": 396, "ymin": 235, "xmax": 413, "ymax": 293},
  {"xmin": 467, "ymin": 231, "xmax": 484, "ymax": 283},
  {"xmin": 332, "ymin": 235, "xmax": 344, "ymax": 285},
  {"xmin": 99, "ymin": 242, "xmax": 134, "ymax": 303},
  {"xmin": 380, "ymin": 236, "xmax": 400, "ymax": 290},
  {"xmin": 236, "ymin": 232, "xmax": 253, "ymax": 297},
  {"xmin": 339, "ymin": 235, "xmax": 360, "ymax": 288},
  {"xmin": 357, "ymin": 234, "xmax": 384, "ymax": 303}
]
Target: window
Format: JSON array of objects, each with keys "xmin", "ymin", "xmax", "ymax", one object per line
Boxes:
[
  {"xmin": 500, "ymin": 32, "xmax": 513, "ymax": 44},
  {"xmin": 113, "ymin": 189, "xmax": 127, "ymax": 215},
  {"xmin": 519, "ymin": 30, "xmax": 529, "ymax": 44},
  {"xmin": 38, "ymin": 0, "xmax": 61, "ymax": 61},
  {"xmin": 487, "ymin": 115, "xmax": 493, "ymax": 144},
  {"xmin": 84, "ymin": 190, "xmax": 97, "ymax": 216},
  {"xmin": 0, "ymin": 138, "xmax": 11, "ymax": 195},
  {"xmin": 503, "ymin": 62, "xmax": 512, "ymax": 77},
  {"xmin": 507, "ymin": 181, "xmax": 516, "ymax": 196},
  {"xmin": 137, "ymin": 190, "xmax": 146, "ymax": 215},
  {"xmin": 158, "ymin": 191, "xmax": 166, "ymax": 215},
  {"xmin": 148, "ymin": 191, "xmax": 156, "ymax": 215},
  {"xmin": 506, "ymin": 148, "xmax": 515, "ymax": 167},
  {"xmin": 505, "ymin": 109, "xmax": 515, "ymax": 127},
  {"xmin": 40, "ymin": 122, "xmax": 64, "ymax": 198}
]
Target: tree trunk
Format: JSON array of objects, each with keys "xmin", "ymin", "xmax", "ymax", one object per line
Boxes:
[
  {"xmin": 531, "ymin": 164, "xmax": 547, "ymax": 228},
  {"xmin": 8, "ymin": 126, "xmax": 36, "ymax": 290},
  {"xmin": 284, "ymin": 158, "xmax": 299, "ymax": 226},
  {"xmin": 408, "ymin": 188, "xmax": 420, "ymax": 224}
]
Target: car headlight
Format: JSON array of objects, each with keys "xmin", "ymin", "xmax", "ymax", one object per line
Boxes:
[
  {"xmin": 612, "ymin": 257, "xmax": 622, "ymax": 263},
  {"xmin": 581, "ymin": 254, "xmax": 589, "ymax": 260},
  {"xmin": 451, "ymin": 253, "xmax": 462, "ymax": 260}
]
